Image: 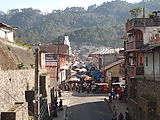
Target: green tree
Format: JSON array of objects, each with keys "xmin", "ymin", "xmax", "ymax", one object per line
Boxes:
[{"xmin": 129, "ymin": 7, "xmax": 142, "ymax": 18}]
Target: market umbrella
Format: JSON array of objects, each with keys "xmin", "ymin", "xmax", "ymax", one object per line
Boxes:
[
  {"xmin": 79, "ymin": 68, "xmax": 87, "ymax": 72},
  {"xmin": 67, "ymin": 77, "xmax": 80, "ymax": 82},
  {"xmin": 71, "ymin": 70, "xmax": 77, "ymax": 76},
  {"xmin": 84, "ymin": 76, "xmax": 92, "ymax": 81}
]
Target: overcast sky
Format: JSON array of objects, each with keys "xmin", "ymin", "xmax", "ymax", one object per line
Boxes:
[{"xmin": 1, "ymin": 0, "xmax": 142, "ymax": 13}]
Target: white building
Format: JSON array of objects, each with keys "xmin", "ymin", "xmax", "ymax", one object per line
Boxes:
[{"xmin": 0, "ymin": 23, "xmax": 17, "ymax": 42}]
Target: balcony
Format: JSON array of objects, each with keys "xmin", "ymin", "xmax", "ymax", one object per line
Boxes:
[
  {"xmin": 126, "ymin": 40, "xmax": 143, "ymax": 51},
  {"xmin": 126, "ymin": 17, "xmax": 160, "ymax": 32},
  {"xmin": 127, "ymin": 65, "xmax": 144, "ymax": 77}
]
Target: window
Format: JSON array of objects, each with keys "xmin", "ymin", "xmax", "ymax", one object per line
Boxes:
[
  {"xmin": 146, "ymin": 56, "xmax": 148, "ymax": 66},
  {"xmin": 140, "ymin": 57, "xmax": 143, "ymax": 66}
]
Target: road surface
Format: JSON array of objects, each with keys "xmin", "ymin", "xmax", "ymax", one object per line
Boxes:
[{"xmin": 62, "ymin": 92, "xmax": 112, "ymax": 120}]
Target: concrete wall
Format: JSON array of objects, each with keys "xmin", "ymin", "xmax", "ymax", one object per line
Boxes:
[
  {"xmin": 144, "ymin": 49, "xmax": 160, "ymax": 81},
  {"xmin": 0, "ymin": 30, "xmax": 14, "ymax": 42},
  {"xmin": 0, "ymin": 69, "xmax": 35, "ymax": 112},
  {"xmin": 143, "ymin": 26, "xmax": 160, "ymax": 45},
  {"xmin": 104, "ymin": 63, "xmax": 123, "ymax": 83},
  {"xmin": 102, "ymin": 54, "xmax": 118, "ymax": 67}
]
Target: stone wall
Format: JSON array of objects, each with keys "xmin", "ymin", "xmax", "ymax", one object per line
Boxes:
[
  {"xmin": 15, "ymin": 102, "xmax": 28, "ymax": 120},
  {"xmin": 128, "ymin": 78, "xmax": 160, "ymax": 120},
  {"xmin": 0, "ymin": 69, "xmax": 35, "ymax": 112},
  {"xmin": 8, "ymin": 102, "xmax": 29, "ymax": 120},
  {"xmin": 137, "ymin": 79, "xmax": 160, "ymax": 118}
]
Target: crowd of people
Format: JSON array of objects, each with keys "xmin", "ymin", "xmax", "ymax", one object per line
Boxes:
[
  {"xmin": 108, "ymin": 85, "xmax": 127, "ymax": 103},
  {"xmin": 112, "ymin": 107, "xmax": 129, "ymax": 120},
  {"xmin": 62, "ymin": 81, "xmax": 104, "ymax": 94},
  {"xmin": 57, "ymin": 62, "xmax": 129, "ymax": 119},
  {"xmin": 109, "ymin": 85, "xmax": 129, "ymax": 120}
]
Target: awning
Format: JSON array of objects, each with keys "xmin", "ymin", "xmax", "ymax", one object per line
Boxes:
[
  {"xmin": 141, "ymin": 45, "xmax": 158, "ymax": 52},
  {"xmin": 84, "ymin": 76, "xmax": 92, "ymax": 81}
]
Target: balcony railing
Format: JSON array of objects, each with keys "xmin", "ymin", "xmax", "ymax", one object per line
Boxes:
[
  {"xmin": 126, "ymin": 17, "xmax": 160, "ymax": 31},
  {"xmin": 127, "ymin": 65, "xmax": 144, "ymax": 77},
  {"xmin": 126, "ymin": 40, "xmax": 143, "ymax": 50}
]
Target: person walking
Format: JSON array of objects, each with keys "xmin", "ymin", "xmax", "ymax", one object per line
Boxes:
[
  {"xmin": 59, "ymin": 99, "xmax": 63, "ymax": 110},
  {"xmin": 125, "ymin": 108, "xmax": 129, "ymax": 120},
  {"xmin": 112, "ymin": 114, "xmax": 117, "ymax": 120},
  {"xmin": 118, "ymin": 113, "xmax": 124, "ymax": 120},
  {"xmin": 108, "ymin": 92, "xmax": 112, "ymax": 103}
]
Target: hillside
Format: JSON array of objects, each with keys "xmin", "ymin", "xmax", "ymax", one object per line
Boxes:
[{"xmin": 0, "ymin": 0, "xmax": 160, "ymax": 48}]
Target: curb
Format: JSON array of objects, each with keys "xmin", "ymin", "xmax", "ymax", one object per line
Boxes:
[{"xmin": 104, "ymin": 97, "xmax": 114, "ymax": 114}]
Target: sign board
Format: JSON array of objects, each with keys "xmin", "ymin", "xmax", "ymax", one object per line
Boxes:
[
  {"xmin": 45, "ymin": 54, "xmax": 58, "ymax": 62},
  {"xmin": 45, "ymin": 62, "xmax": 57, "ymax": 67},
  {"xmin": 144, "ymin": 26, "xmax": 160, "ymax": 45},
  {"xmin": 45, "ymin": 54, "xmax": 58, "ymax": 67}
]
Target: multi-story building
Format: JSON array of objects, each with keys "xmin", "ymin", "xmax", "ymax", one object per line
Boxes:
[
  {"xmin": 124, "ymin": 12, "xmax": 160, "ymax": 120},
  {"xmin": 88, "ymin": 47, "xmax": 123, "ymax": 69}
]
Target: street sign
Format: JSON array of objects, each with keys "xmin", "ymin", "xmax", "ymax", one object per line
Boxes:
[
  {"xmin": 45, "ymin": 54, "xmax": 58, "ymax": 67},
  {"xmin": 45, "ymin": 62, "xmax": 57, "ymax": 67}
]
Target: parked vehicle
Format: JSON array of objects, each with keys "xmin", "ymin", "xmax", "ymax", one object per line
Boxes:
[
  {"xmin": 112, "ymin": 82, "xmax": 125, "ymax": 88},
  {"xmin": 94, "ymin": 83, "xmax": 109, "ymax": 93}
]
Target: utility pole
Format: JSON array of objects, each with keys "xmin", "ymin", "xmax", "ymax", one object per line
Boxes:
[
  {"xmin": 57, "ymin": 39, "xmax": 60, "ymax": 82},
  {"xmin": 34, "ymin": 48, "xmax": 39, "ymax": 120},
  {"xmin": 56, "ymin": 38, "xmax": 60, "ymax": 98}
]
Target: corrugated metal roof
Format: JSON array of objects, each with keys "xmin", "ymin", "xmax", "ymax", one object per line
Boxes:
[{"xmin": 92, "ymin": 48, "xmax": 124, "ymax": 55}]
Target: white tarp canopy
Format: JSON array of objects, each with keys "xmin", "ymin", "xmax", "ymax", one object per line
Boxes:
[
  {"xmin": 79, "ymin": 68, "xmax": 87, "ymax": 72},
  {"xmin": 68, "ymin": 77, "xmax": 80, "ymax": 82}
]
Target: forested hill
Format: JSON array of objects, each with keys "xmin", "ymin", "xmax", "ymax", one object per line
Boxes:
[{"xmin": 0, "ymin": 0, "xmax": 160, "ymax": 48}]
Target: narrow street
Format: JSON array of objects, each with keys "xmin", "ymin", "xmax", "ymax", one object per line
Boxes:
[{"xmin": 62, "ymin": 92, "xmax": 112, "ymax": 120}]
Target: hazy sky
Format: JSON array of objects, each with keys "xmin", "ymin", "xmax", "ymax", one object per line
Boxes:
[{"xmin": 1, "ymin": 0, "xmax": 142, "ymax": 13}]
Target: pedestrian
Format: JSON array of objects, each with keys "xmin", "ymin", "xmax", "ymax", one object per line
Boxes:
[
  {"xmin": 125, "ymin": 108, "xmax": 129, "ymax": 120},
  {"xmin": 112, "ymin": 114, "xmax": 117, "ymax": 120},
  {"xmin": 118, "ymin": 113, "xmax": 124, "ymax": 120},
  {"xmin": 119, "ymin": 92, "xmax": 122, "ymax": 102},
  {"xmin": 108, "ymin": 92, "xmax": 112, "ymax": 103},
  {"xmin": 52, "ymin": 104, "xmax": 58, "ymax": 117},
  {"xmin": 87, "ymin": 85, "xmax": 90, "ymax": 93},
  {"xmin": 58, "ymin": 89, "xmax": 61, "ymax": 97},
  {"xmin": 59, "ymin": 99, "xmax": 63, "ymax": 111}
]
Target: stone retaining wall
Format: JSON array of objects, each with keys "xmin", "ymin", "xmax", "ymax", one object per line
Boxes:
[{"xmin": 0, "ymin": 69, "xmax": 34, "ymax": 112}]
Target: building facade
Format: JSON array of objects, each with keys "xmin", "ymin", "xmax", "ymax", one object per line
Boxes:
[{"xmin": 124, "ymin": 13, "xmax": 160, "ymax": 120}]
